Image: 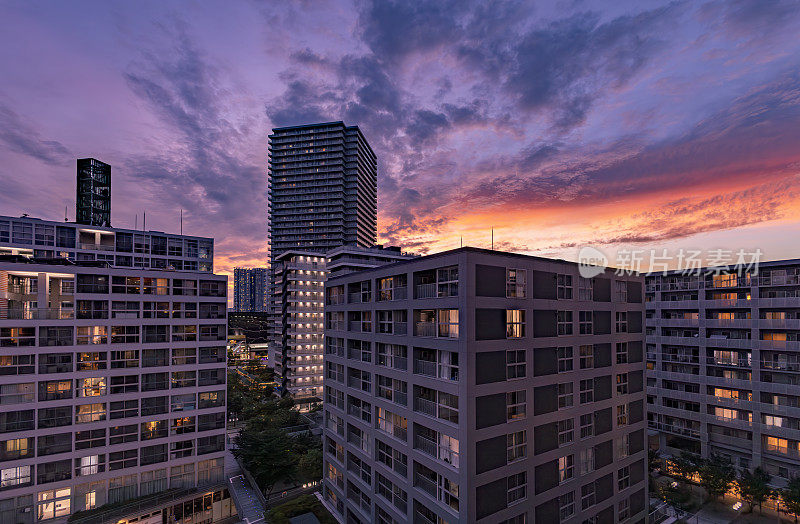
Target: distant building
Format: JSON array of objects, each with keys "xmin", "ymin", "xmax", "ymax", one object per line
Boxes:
[
  {"xmin": 646, "ymin": 260, "xmax": 800, "ymax": 483},
  {"xmin": 233, "ymin": 267, "xmax": 268, "ymax": 312},
  {"xmin": 76, "ymin": 158, "xmax": 111, "ymax": 227},
  {"xmin": 268, "ymin": 246, "xmax": 415, "ymax": 409},
  {"xmin": 322, "ymin": 247, "xmax": 648, "ymax": 523}
]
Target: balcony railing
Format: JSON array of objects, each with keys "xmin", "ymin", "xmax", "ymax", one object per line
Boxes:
[
  {"xmin": 414, "ymin": 397, "xmax": 437, "ymax": 417},
  {"xmin": 327, "ymin": 295, "xmax": 345, "ymax": 305},
  {"xmin": 414, "ymin": 359, "xmax": 437, "ymax": 377},
  {"xmin": 0, "ymin": 308, "xmax": 74, "ymax": 320},
  {"xmin": 415, "ymin": 322, "xmax": 436, "ymax": 337},
  {"xmin": 414, "ymin": 473, "xmax": 437, "ymax": 498},
  {"xmin": 415, "ymin": 434, "xmax": 459, "ymax": 468},
  {"xmin": 80, "ymin": 243, "xmax": 116, "ymax": 251},
  {"xmin": 415, "ymin": 283, "xmax": 437, "ymax": 299},
  {"xmin": 378, "ymin": 287, "xmax": 408, "ymax": 301}
]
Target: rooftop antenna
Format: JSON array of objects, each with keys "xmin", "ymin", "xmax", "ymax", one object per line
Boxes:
[
  {"xmin": 180, "ymin": 209, "xmax": 183, "ymax": 235},
  {"xmin": 64, "ymin": 206, "xmax": 68, "ymax": 222},
  {"xmin": 134, "ymin": 214, "xmax": 138, "ymax": 230},
  {"xmin": 491, "ymin": 229, "xmax": 494, "ymax": 250},
  {"xmin": 143, "ymin": 211, "xmax": 146, "ymax": 231},
  {"xmin": 460, "ymin": 237, "xmax": 463, "ymax": 248}
]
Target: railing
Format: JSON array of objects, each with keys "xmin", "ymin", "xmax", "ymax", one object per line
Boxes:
[
  {"xmin": 393, "ymin": 322, "xmax": 408, "ymax": 335},
  {"xmin": 414, "ymin": 397, "xmax": 437, "ymax": 417},
  {"xmin": 327, "ymin": 295, "xmax": 345, "ymax": 305},
  {"xmin": 348, "ymin": 292, "xmax": 370, "ymax": 303},
  {"xmin": 327, "ymin": 322, "xmax": 346, "ymax": 331},
  {"xmin": 378, "ymin": 287, "xmax": 408, "ymax": 301},
  {"xmin": 80, "ymin": 242, "xmax": 116, "ymax": 251},
  {"xmin": 415, "ymin": 283, "xmax": 437, "ymax": 299},
  {"xmin": 0, "ymin": 307, "xmax": 74, "ymax": 319},
  {"xmin": 348, "ymin": 321, "xmax": 371, "ymax": 333},
  {"xmin": 414, "ymin": 473, "xmax": 437, "ymax": 498},
  {"xmin": 414, "ymin": 359, "xmax": 437, "ymax": 377},
  {"xmin": 761, "ymin": 361, "xmax": 800, "ymax": 372},
  {"xmin": 415, "ymin": 322, "xmax": 436, "ymax": 337},
  {"xmin": 7, "ymin": 284, "xmax": 37, "ymax": 294},
  {"xmin": 415, "ymin": 434, "xmax": 459, "ymax": 468}
]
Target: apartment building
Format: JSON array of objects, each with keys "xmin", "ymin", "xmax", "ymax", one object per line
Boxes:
[
  {"xmin": 646, "ymin": 259, "xmax": 800, "ymax": 482},
  {"xmin": 0, "ymin": 237, "xmax": 231, "ymax": 522},
  {"xmin": 322, "ymin": 247, "xmax": 647, "ymax": 524},
  {"xmin": 269, "ymin": 246, "xmax": 414, "ymax": 408},
  {"xmin": 267, "ymin": 121, "xmax": 377, "ymax": 260},
  {"xmin": 233, "ymin": 267, "xmax": 268, "ymax": 312},
  {"xmin": 0, "ymin": 215, "xmax": 214, "ymax": 273}
]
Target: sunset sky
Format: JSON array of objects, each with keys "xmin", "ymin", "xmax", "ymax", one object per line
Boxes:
[{"xmin": 1, "ymin": 0, "xmax": 799, "ymax": 284}]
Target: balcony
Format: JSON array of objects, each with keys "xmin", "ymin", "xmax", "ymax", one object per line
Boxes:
[
  {"xmin": 326, "ymin": 295, "xmax": 345, "ymax": 305},
  {"xmin": 415, "ymin": 284, "xmax": 437, "ymax": 299},
  {"xmin": 80, "ymin": 243, "xmax": 115, "ymax": 251},
  {"xmin": 414, "ymin": 434, "xmax": 459, "ymax": 469},
  {"xmin": 0, "ymin": 307, "xmax": 74, "ymax": 320},
  {"xmin": 415, "ymin": 322, "xmax": 436, "ymax": 337},
  {"xmin": 378, "ymin": 287, "xmax": 408, "ymax": 301},
  {"xmin": 706, "ymin": 357, "xmax": 751, "ymax": 367},
  {"xmin": 414, "ymin": 396, "xmax": 437, "ymax": 417},
  {"xmin": 414, "ymin": 359, "xmax": 437, "ymax": 377}
]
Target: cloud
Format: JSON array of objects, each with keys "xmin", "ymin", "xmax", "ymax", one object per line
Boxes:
[{"xmin": 0, "ymin": 102, "xmax": 70, "ymax": 165}]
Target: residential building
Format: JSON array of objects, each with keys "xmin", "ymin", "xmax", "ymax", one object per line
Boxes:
[
  {"xmin": 0, "ymin": 215, "xmax": 214, "ymax": 273},
  {"xmin": 269, "ymin": 246, "xmax": 414, "ymax": 409},
  {"xmin": 267, "ymin": 121, "xmax": 377, "ymax": 260},
  {"xmin": 76, "ymin": 158, "xmax": 111, "ymax": 227},
  {"xmin": 322, "ymin": 247, "xmax": 647, "ymax": 523},
  {"xmin": 0, "ymin": 254, "xmax": 231, "ymax": 523},
  {"xmin": 645, "ymin": 259, "xmax": 800, "ymax": 482},
  {"xmin": 233, "ymin": 267, "xmax": 268, "ymax": 312}
]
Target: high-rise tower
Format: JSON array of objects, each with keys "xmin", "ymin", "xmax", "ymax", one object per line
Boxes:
[
  {"xmin": 76, "ymin": 158, "xmax": 111, "ymax": 227},
  {"xmin": 267, "ymin": 121, "xmax": 377, "ymax": 261}
]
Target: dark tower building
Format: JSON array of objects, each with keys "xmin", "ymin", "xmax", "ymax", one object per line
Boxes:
[
  {"xmin": 76, "ymin": 157, "xmax": 111, "ymax": 227},
  {"xmin": 267, "ymin": 121, "xmax": 377, "ymax": 262}
]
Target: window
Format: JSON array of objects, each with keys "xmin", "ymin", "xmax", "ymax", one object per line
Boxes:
[
  {"xmin": 0, "ymin": 382, "xmax": 34, "ymax": 404},
  {"xmin": 110, "ymin": 350, "xmax": 139, "ymax": 368},
  {"xmin": 579, "ymin": 379, "xmax": 594, "ymax": 404},
  {"xmin": 507, "ymin": 350, "xmax": 526, "ymax": 379},
  {"xmin": 199, "ymin": 390, "xmax": 224, "ymax": 409},
  {"xmin": 579, "ymin": 311, "xmax": 592, "ymax": 334},
  {"xmin": 141, "ymin": 372, "xmax": 168, "ymax": 392},
  {"xmin": 618, "ymin": 465, "xmax": 630, "ymax": 490},
  {"xmin": 38, "ymin": 406, "xmax": 71, "ymax": 429},
  {"xmin": 617, "ymin": 404, "xmax": 628, "ymax": 427},
  {"xmin": 376, "ymin": 440, "xmax": 407, "ymax": 477},
  {"xmin": 171, "ymin": 371, "xmax": 196, "ymax": 388},
  {"xmin": 108, "ymin": 424, "xmax": 137, "ymax": 445},
  {"xmin": 507, "ymin": 431, "xmax": 527, "ymax": 463},
  {"xmin": 75, "ymin": 429, "xmax": 105, "ymax": 450},
  {"xmin": 110, "ymin": 400, "xmax": 138, "ymax": 419},
  {"xmin": 617, "ymin": 434, "xmax": 630, "ymax": 459},
  {"xmin": 581, "ymin": 482, "xmax": 596, "ymax": 509},
  {"xmin": 140, "ymin": 444, "xmax": 167, "ymax": 466},
  {"xmin": 558, "ymin": 383, "xmax": 573, "ymax": 409},
  {"xmin": 0, "ymin": 437, "xmax": 33, "ymax": 461},
  {"xmin": 109, "ymin": 449, "xmax": 138, "ymax": 470},
  {"xmin": 616, "ymin": 373, "xmax": 628, "ymax": 395},
  {"xmin": 0, "ymin": 465, "xmax": 31, "ymax": 488},
  {"xmin": 110, "ymin": 375, "xmax": 138, "ymax": 394},
  {"xmin": 37, "ymin": 433, "xmax": 71, "ymax": 456},
  {"xmin": 616, "ymin": 342, "xmax": 628, "ymax": 364},
  {"xmin": 580, "ymin": 447, "xmax": 594, "ymax": 475},
  {"xmin": 579, "ymin": 344, "xmax": 594, "ymax": 369},
  {"xmin": 111, "ymin": 326, "xmax": 139, "ymax": 344},
  {"xmin": 507, "ymin": 269, "xmax": 526, "ymax": 298},
  {"xmin": 436, "ymin": 266, "xmax": 458, "ymax": 297},
  {"xmin": 172, "ymin": 348, "xmax": 197, "ymax": 365},
  {"xmin": 142, "ymin": 348, "xmax": 169, "ymax": 367},
  {"xmin": 76, "ymin": 326, "xmax": 107, "ymax": 345},
  {"xmin": 618, "ymin": 498, "xmax": 630, "ymax": 521},
  {"xmin": 75, "ymin": 455, "xmax": 105, "ymax": 476},
  {"xmin": 558, "ymin": 455, "xmax": 574, "ymax": 483},
  {"xmin": 142, "ymin": 396, "xmax": 169, "ymax": 416},
  {"xmin": 558, "ymin": 346, "xmax": 573, "ymax": 371},
  {"xmin": 438, "ymin": 309, "xmax": 459, "ymax": 338},
  {"xmin": 557, "ymin": 274, "xmax": 573, "ymax": 299},
  {"xmin": 37, "ymin": 459, "xmax": 71, "ymax": 484},
  {"xmin": 558, "ymin": 419, "xmax": 574, "ymax": 446},
  {"xmin": 507, "ymin": 472, "xmax": 527, "ymax": 504},
  {"xmin": 559, "ymin": 491, "xmax": 575, "ymax": 520},
  {"xmin": 557, "ymin": 311, "xmax": 573, "ymax": 335},
  {"xmin": 614, "ymin": 280, "xmax": 627, "ymax": 302},
  {"xmin": 580, "ymin": 413, "xmax": 594, "ymax": 439},
  {"xmin": 37, "ymin": 487, "xmax": 71, "ymax": 520},
  {"xmin": 76, "ymin": 352, "xmax": 106, "ymax": 371},
  {"xmin": 76, "ymin": 403, "xmax": 106, "ymax": 424},
  {"xmin": 506, "ymin": 310, "xmax": 525, "ymax": 338},
  {"xmin": 172, "ymin": 393, "xmax": 196, "ymax": 412},
  {"xmin": 615, "ymin": 312, "xmax": 627, "ymax": 333},
  {"xmin": 578, "ymin": 277, "xmax": 593, "ymax": 300},
  {"xmin": 507, "ymin": 391, "xmax": 526, "ymax": 420}
]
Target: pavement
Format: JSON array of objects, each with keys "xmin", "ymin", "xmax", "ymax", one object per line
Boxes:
[{"xmin": 226, "ymin": 447, "xmax": 266, "ymax": 524}]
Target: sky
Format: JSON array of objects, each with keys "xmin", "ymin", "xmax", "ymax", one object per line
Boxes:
[{"xmin": 1, "ymin": 0, "xmax": 800, "ymax": 285}]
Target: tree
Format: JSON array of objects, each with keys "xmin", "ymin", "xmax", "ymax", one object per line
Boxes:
[
  {"xmin": 698, "ymin": 454, "xmax": 735, "ymax": 501},
  {"xmin": 736, "ymin": 467, "xmax": 773, "ymax": 514},
  {"xmin": 658, "ymin": 482, "xmax": 691, "ymax": 520},
  {"xmin": 648, "ymin": 448, "xmax": 661, "ymax": 474},
  {"xmin": 781, "ymin": 477, "xmax": 800, "ymax": 523},
  {"xmin": 233, "ymin": 425, "xmax": 298, "ymax": 501},
  {"xmin": 670, "ymin": 451, "xmax": 700, "ymax": 483},
  {"xmin": 297, "ymin": 447, "xmax": 323, "ymax": 483}
]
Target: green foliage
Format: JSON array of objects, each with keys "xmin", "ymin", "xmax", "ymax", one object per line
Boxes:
[
  {"xmin": 267, "ymin": 494, "xmax": 338, "ymax": 524},
  {"xmin": 698, "ymin": 454, "xmax": 735, "ymax": 501},
  {"xmin": 648, "ymin": 448, "xmax": 661, "ymax": 473},
  {"xmin": 657, "ymin": 482, "xmax": 692, "ymax": 519},
  {"xmin": 231, "ymin": 394, "xmax": 322, "ymax": 499},
  {"xmin": 297, "ymin": 447, "xmax": 323, "ymax": 483},
  {"xmin": 780, "ymin": 477, "xmax": 800, "ymax": 522},
  {"xmin": 736, "ymin": 467, "xmax": 773, "ymax": 513},
  {"xmin": 671, "ymin": 451, "xmax": 701, "ymax": 483}
]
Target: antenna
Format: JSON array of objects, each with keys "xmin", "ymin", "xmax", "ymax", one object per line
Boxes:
[
  {"xmin": 180, "ymin": 209, "xmax": 183, "ymax": 235},
  {"xmin": 491, "ymin": 229, "xmax": 494, "ymax": 250},
  {"xmin": 460, "ymin": 237, "xmax": 463, "ymax": 248},
  {"xmin": 143, "ymin": 212, "xmax": 146, "ymax": 231},
  {"xmin": 64, "ymin": 206, "xmax": 68, "ymax": 222},
  {"xmin": 135, "ymin": 215, "xmax": 138, "ymax": 230}
]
